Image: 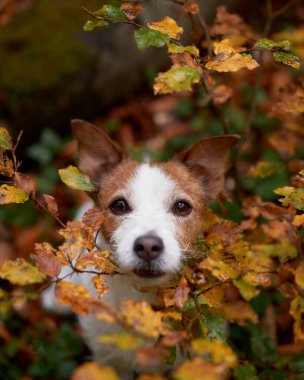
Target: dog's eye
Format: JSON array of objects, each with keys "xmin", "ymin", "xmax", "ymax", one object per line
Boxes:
[
  {"xmin": 109, "ymin": 198, "xmax": 131, "ymax": 215},
  {"xmin": 172, "ymin": 200, "xmax": 192, "ymax": 216}
]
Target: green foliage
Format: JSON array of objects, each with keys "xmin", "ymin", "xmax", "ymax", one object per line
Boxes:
[{"xmin": 134, "ymin": 28, "xmax": 170, "ymax": 51}]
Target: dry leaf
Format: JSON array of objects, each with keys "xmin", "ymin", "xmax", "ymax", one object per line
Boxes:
[
  {"xmin": 71, "ymin": 362, "xmax": 119, "ymax": 380},
  {"xmin": 148, "ymin": 17, "xmax": 183, "ymax": 40}
]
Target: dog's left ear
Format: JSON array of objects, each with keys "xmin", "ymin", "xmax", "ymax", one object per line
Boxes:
[
  {"xmin": 176, "ymin": 135, "xmax": 240, "ymax": 202},
  {"xmin": 71, "ymin": 119, "xmax": 127, "ymax": 187}
]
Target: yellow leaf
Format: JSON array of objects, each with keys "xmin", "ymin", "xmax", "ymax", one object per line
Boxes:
[
  {"xmin": 290, "ymin": 296, "xmax": 304, "ymax": 341},
  {"xmin": 167, "ymin": 43, "xmax": 200, "ymax": 56},
  {"xmin": 213, "ymin": 39, "xmax": 236, "ymax": 55},
  {"xmin": 0, "ymin": 127, "xmax": 13, "ymax": 150},
  {"xmin": 138, "ymin": 375, "xmax": 167, "ymax": 380},
  {"xmin": 200, "ymin": 284, "xmax": 226, "ymax": 308},
  {"xmin": 223, "ymin": 301, "xmax": 258, "ymax": 325},
  {"xmin": 91, "ymin": 276, "xmax": 109, "ymax": 298},
  {"xmin": 173, "ymin": 357, "xmax": 225, "ymax": 380},
  {"xmin": 71, "ymin": 362, "xmax": 119, "ymax": 380},
  {"xmin": 0, "ymin": 184, "xmax": 29, "ymax": 204},
  {"xmin": 99, "ymin": 331, "xmax": 143, "ymax": 350},
  {"xmin": 121, "ymin": 300, "xmax": 166, "ymax": 338},
  {"xmin": 76, "ymin": 250, "xmax": 117, "ymax": 275},
  {"xmin": 191, "ymin": 338, "xmax": 238, "ymax": 368},
  {"xmin": 0, "ymin": 258, "xmax": 45, "ymax": 285},
  {"xmin": 295, "ymin": 262, "xmax": 304, "ymax": 290},
  {"xmin": 148, "ymin": 17, "xmax": 183, "ymax": 40},
  {"xmin": 58, "ymin": 165, "xmax": 95, "ymax": 191},
  {"xmin": 55, "ymin": 281, "xmax": 91, "ymax": 315},
  {"xmin": 59, "ymin": 221, "xmax": 94, "ymax": 260},
  {"xmin": 233, "ymin": 279, "xmax": 260, "ymax": 301},
  {"xmin": 206, "ymin": 52, "xmax": 259, "ymax": 72},
  {"xmin": 292, "ymin": 214, "xmax": 304, "ymax": 227}
]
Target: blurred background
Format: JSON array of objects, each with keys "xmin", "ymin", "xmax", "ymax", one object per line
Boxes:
[{"xmin": 0, "ymin": 0, "xmax": 304, "ymax": 378}]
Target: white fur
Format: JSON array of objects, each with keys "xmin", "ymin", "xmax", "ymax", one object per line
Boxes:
[{"xmin": 43, "ymin": 164, "xmax": 186, "ymax": 378}]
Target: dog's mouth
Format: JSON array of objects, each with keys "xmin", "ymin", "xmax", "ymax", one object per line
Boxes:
[{"xmin": 133, "ymin": 267, "xmax": 165, "ymax": 278}]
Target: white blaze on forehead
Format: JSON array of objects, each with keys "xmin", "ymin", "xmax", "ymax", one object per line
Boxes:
[
  {"xmin": 112, "ymin": 163, "xmax": 182, "ymax": 277},
  {"xmin": 128, "ymin": 163, "xmax": 176, "ymax": 213}
]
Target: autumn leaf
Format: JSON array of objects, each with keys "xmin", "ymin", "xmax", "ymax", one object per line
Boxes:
[
  {"xmin": 183, "ymin": 2, "xmax": 200, "ymax": 15},
  {"xmin": 71, "ymin": 362, "xmax": 119, "ymax": 380},
  {"xmin": 59, "ymin": 221, "xmax": 94, "ymax": 260},
  {"xmin": 249, "ymin": 161, "xmax": 285, "ymax": 178},
  {"xmin": 0, "ymin": 258, "xmax": 45, "ymax": 285},
  {"xmin": 213, "ymin": 39, "xmax": 238, "ymax": 55},
  {"xmin": 0, "ymin": 184, "xmax": 29, "ymax": 204},
  {"xmin": 223, "ymin": 301, "xmax": 258, "ymax": 325},
  {"xmin": 14, "ymin": 172, "xmax": 36, "ymax": 197},
  {"xmin": 290, "ymin": 296, "xmax": 304, "ymax": 341},
  {"xmin": 173, "ymin": 357, "xmax": 226, "ymax": 380},
  {"xmin": 75, "ymin": 250, "xmax": 117, "ymax": 275},
  {"xmin": 82, "ymin": 207, "xmax": 105, "ymax": 232},
  {"xmin": 212, "ymin": 84, "xmax": 233, "ymax": 105},
  {"xmin": 138, "ymin": 375, "xmax": 167, "ymax": 380},
  {"xmin": 121, "ymin": 2, "xmax": 143, "ymax": 21},
  {"xmin": 295, "ymin": 262, "xmax": 304, "ymax": 290},
  {"xmin": 148, "ymin": 17, "xmax": 183, "ymax": 40},
  {"xmin": 134, "ymin": 28, "xmax": 170, "ymax": 52},
  {"xmin": 191, "ymin": 338, "xmax": 238, "ymax": 368},
  {"xmin": 233, "ymin": 279, "xmax": 260, "ymax": 301},
  {"xmin": 274, "ymin": 186, "xmax": 304, "ymax": 211},
  {"xmin": 167, "ymin": 43, "xmax": 200, "ymax": 57},
  {"xmin": 58, "ymin": 165, "xmax": 95, "ymax": 191},
  {"xmin": 154, "ymin": 66, "xmax": 200, "ymax": 95},
  {"xmin": 31, "ymin": 242, "xmax": 64, "ymax": 278},
  {"xmin": 55, "ymin": 281, "xmax": 92, "ymax": 315},
  {"xmin": 255, "ymin": 38, "xmax": 292, "ymax": 51},
  {"xmin": 95, "ymin": 5, "xmax": 128, "ymax": 22},
  {"xmin": 91, "ymin": 276, "xmax": 109, "ymax": 298},
  {"xmin": 99, "ymin": 331, "xmax": 143, "ymax": 350},
  {"xmin": 0, "ymin": 151, "xmax": 14, "ymax": 177},
  {"xmin": 121, "ymin": 300, "xmax": 165, "ymax": 338},
  {"xmin": 273, "ymin": 51, "xmax": 300, "ymax": 69},
  {"xmin": 83, "ymin": 20, "xmax": 108, "ymax": 31},
  {"xmin": 292, "ymin": 214, "xmax": 304, "ymax": 227},
  {"xmin": 175, "ymin": 276, "xmax": 190, "ymax": 308},
  {"xmin": 0, "ymin": 127, "xmax": 13, "ymax": 150},
  {"xmin": 206, "ymin": 52, "xmax": 259, "ymax": 72},
  {"xmin": 38, "ymin": 194, "xmax": 58, "ymax": 215}
]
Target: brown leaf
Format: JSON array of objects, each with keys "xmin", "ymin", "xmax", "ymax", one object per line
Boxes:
[
  {"xmin": 14, "ymin": 172, "xmax": 36, "ymax": 198},
  {"xmin": 212, "ymin": 84, "xmax": 233, "ymax": 105},
  {"xmin": 31, "ymin": 252, "xmax": 63, "ymax": 278},
  {"xmin": 173, "ymin": 357, "xmax": 226, "ymax": 380},
  {"xmin": 0, "ymin": 151, "xmax": 14, "ymax": 177},
  {"xmin": 175, "ymin": 276, "xmax": 191, "ymax": 308},
  {"xmin": 120, "ymin": 2, "xmax": 143, "ymax": 21},
  {"xmin": 183, "ymin": 2, "xmax": 200, "ymax": 15},
  {"xmin": 223, "ymin": 301, "xmax": 258, "ymax": 325},
  {"xmin": 137, "ymin": 347, "xmax": 165, "ymax": 368},
  {"xmin": 75, "ymin": 250, "xmax": 117, "ymax": 275},
  {"xmin": 39, "ymin": 194, "xmax": 58, "ymax": 215},
  {"xmin": 55, "ymin": 281, "xmax": 92, "ymax": 315},
  {"xmin": 82, "ymin": 207, "xmax": 105, "ymax": 232},
  {"xmin": 210, "ymin": 6, "xmax": 244, "ymax": 36}
]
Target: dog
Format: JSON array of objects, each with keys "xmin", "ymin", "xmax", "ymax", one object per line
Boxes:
[{"xmin": 43, "ymin": 119, "xmax": 239, "ymax": 378}]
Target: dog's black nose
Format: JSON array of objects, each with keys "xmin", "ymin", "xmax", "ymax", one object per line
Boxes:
[{"xmin": 133, "ymin": 235, "xmax": 164, "ymax": 261}]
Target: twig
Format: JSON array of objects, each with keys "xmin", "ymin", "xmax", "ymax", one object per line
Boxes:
[{"xmin": 197, "ymin": 12, "xmax": 212, "ymax": 57}]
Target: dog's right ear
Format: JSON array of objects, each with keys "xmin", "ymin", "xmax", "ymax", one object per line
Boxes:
[{"xmin": 71, "ymin": 119, "xmax": 127, "ymax": 187}]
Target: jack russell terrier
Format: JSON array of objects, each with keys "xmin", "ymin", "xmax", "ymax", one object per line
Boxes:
[{"xmin": 43, "ymin": 119, "xmax": 239, "ymax": 378}]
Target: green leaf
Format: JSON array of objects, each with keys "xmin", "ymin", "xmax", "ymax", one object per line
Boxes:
[
  {"xmin": 94, "ymin": 4, "xmax": 128, "ymax": 22},
  {"xmin": 167, "ymin": 43, "xmax": 199, "ymax": 56},
  {"xmin": 234, "ymin": 363, "xmax": 259, "ymax": 380},
  {"xmin": 0, "ymin": 185, "xmax": 29, "ymax": 204},
  {"xmin": 134, "ymin": 28, "xmax": 170, "ymax": 52},
  {"xmin": 58, "ymin": 166, "xmax": 95, "ymax": 191},
  {"xmin": 83, "ymin": 20, "xmax": 109, "ymax": 31},
  {"xmin": 250, "ymin": 327, "xmax": 278, "ymax": 363},
  {"xmin": 273, "ymin": 51, "xmax": 300, "ymax": 69},
  {"xmin": 255, "ymin": 38, "xmax": 292, "ymax": 51},
  {"xmin": 0, "ymin": 258, "xmax": 45, "ymax": 285},
  {"xmin": 0, "ymin": 127, "xmax": 13, "ymax": 150},
  {"xmin": 154, "ymin": 66, "xmax": 200, "ymax": 95}
]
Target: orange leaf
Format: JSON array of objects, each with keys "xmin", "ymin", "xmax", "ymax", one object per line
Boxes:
[
  {"xmin": 91, "ymin": 276, "xmax": 109, "ymax": 298},
  {"xmin": 82, "ymin": 207, "xmax": 105, "ymax": 232},
  {"xmin": 55, "ymin": 281, "xmax": 92, "ymax": 315},
  {"xmin": 71, "ymin": 362, "xmax": 119, "ymax": 380},
  {"xmin": 148, "ymin": 17, "xmax": 183, "ymax": 40}
]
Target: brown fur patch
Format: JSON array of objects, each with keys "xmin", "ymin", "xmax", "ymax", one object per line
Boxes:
[{"xmin": 97, "ymin": 159, "xmax": 140, "ymax": 242}]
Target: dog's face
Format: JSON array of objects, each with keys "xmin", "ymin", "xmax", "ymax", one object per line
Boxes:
[{"xmin": 72, "ymin": 120, "xmax": 239, "ymax": 284}]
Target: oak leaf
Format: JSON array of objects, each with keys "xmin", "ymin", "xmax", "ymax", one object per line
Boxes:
[{"xmin": 148, "ymin": 17, "xmax": 183, "ymax": 40}]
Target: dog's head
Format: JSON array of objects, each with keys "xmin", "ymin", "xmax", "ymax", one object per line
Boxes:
[{"xmin": 72, "ymin": 120, "xmax": 239, "ymax": 284}]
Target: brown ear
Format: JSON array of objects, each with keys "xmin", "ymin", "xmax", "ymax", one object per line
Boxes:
[
  {"xmin": 176, "ymin": 135, "xmax": 240, "ymax": 202},
  {"xmin": 71, "ymin": 119, "xmax": 126, "ymax": 187}
]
